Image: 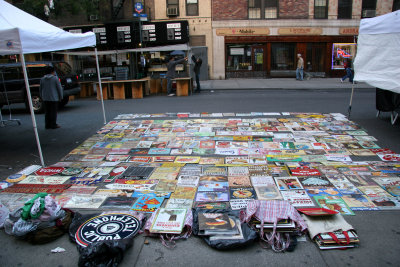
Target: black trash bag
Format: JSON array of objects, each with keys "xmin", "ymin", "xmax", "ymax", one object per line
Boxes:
[
  {"xmin": 192, "ymin": 208, "xmax": 258, "ymax": 250},
  {"xmin": 69, "ymin": 212, "xmax": 142, "ymax": 267}
]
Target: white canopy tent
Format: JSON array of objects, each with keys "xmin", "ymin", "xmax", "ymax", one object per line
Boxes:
[
  {"xmin": 0, "ymin": 0, "xmax": 106, "ymax": 166},
  {"xmin": 353, "ymin": 10, "xmax": 400, "ymax": 93},
  {"xmin": 348, "ymin": 11, "xmax": 400, "ymax": 119}
]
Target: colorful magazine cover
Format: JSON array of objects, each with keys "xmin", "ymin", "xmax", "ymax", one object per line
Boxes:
[
  {"xmin": 341, "ymin": 194, "xmax": 379, "ymax": 211},
  {"xmin": 130, "ymin": 195, "xmax": 164, "ymax": 213},
  {"xmin": 274, "ymin": 177, "xmax": 304, "ymax": 190},
  {"xmin": 314, "ymin": 195, "xmax": 355, "ymax": 215},
  {"xmin": 230, "ymin": 187, "xmax": 257, "ymax": 200}
]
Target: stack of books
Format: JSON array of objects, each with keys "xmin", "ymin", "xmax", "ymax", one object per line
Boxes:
[
  {"xmin": 314, "ymin": 230, "xmax": 359, "ymax": 249},
  {"xmin": 249, "ymin": 217, "xmax": 297, "ymax": 233},
  {"xmin": 197, "ymin": 212, "xmax": 244, "ymax": 241}
]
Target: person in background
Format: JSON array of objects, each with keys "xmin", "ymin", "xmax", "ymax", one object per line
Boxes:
[
  {"xmin": 191, "ymin": 55, "xmax": 202, "ymax": 93},
  {"xmin": 296, "ymin": 53, "xmax": 304, "ymax": 81},
  {"xmin": 340, "ymin": 61, "xmax": 353, "ymax": 83},
  {"xmin": 39, "ymin": 66, "xmax": 63, "ymax": 129},
  {"xmin": 166, "ymin": 56, "xmax": 188, "ymax": 97}
]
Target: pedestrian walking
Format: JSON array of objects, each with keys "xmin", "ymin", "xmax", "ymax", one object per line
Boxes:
[
  {"xmin": 340, "ymin": 61, "xmax": 353, "ymax": 83},
  {"xmin": 39, "ymin": 66, "xmax": 63, "ymax": 129},
  {"xmin": 296, "ymin": 53, "xmax": 304, "ymax": 81},
  {"xmin": 191, "ymin": 55, "xmax": 202, "ymax": 93},
  {"xmin": 166, "ymin": 56, "xmax": 188, "ymax": 96}
]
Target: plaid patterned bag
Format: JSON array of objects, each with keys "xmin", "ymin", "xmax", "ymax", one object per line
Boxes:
[{"xmin": 240, "ymin": 200, "xmax": 307, "ymax": 252}]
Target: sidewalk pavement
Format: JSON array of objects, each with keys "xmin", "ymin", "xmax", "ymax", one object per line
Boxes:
[{"xmin": 200, "ymin": 78, "xmax": 374, "ymax": 90}]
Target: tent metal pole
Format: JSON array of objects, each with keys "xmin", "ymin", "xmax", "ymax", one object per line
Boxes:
[
  {"xmin": 95, "ymin": 47, "xmax": 107, "ymax": 124},
  {"xmin": 20, "ymin": 53, "xmax": 45, "ymax": 166},
  {"xmin": 348, "ymin": 82, "xmax": 355, "ymax": 119}
]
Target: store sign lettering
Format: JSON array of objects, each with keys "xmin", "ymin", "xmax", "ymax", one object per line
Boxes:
[
  {"xmin": 340, "ymin": 28, "xmax": 359, "ymax": 35},
  {"xmin": 278, "ymin": 28, "xmax": 322, "ymax": 35}
]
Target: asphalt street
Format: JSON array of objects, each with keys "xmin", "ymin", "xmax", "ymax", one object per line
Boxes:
[{"xmin": 0, "ymin": 88, "xmax": 399, "ymax": 267}]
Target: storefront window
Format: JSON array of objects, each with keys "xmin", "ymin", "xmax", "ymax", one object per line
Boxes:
[
  {"xmin": 226, "ymin": 45, "xmax": 252, "ymax": 71},
  {"xmin": 271, "ymin": 43, "xmax": 296, "ymax": 70},
  {"xmin": 331, "ymin": 43, "xmax": 357, "ymax": 70}
]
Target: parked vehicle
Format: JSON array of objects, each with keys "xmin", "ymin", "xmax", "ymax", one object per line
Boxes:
[{"xmin": 0, "ymin": 61, "xmax": 80, "ymax": 113}]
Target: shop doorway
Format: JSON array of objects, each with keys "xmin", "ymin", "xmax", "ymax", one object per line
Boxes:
[
  {"xmin": 252, "ymin": 46, "xmax": 265, "ymax": 72},
  {"xmin": 306, "ymin": 43, "xmax": 326, "ymax": 73}
]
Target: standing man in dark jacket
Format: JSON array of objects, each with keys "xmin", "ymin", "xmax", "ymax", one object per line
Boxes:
[
  {"xmin": 39, "ymin": 66, "xmax": 63, "ymax": 129},
  {"xmin": 166, "ymin": 56, "xmax": 187, "ymax": 96},
  {"xmin": 191, "ymin": 55, "xmax": 202, "ymax": 93}
]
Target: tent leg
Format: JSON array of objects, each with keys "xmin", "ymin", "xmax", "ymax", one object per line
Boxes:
[
  {"xmin": 391, "ymin": 112, "xmax": 398, "ymax": 125},
  {"xmin": 20, "ymin": 54, "xmax": 45, "ymax": 166},
  {"xmin": 347, "ymin": 84, "xmax": 355, "ymax": 119},
  {"xmin": 95, "ymin": 48, "xmax": 107, "ymax": 125}
]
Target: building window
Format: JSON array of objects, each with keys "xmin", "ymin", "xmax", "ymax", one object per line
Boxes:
[
  {"xmin": 186, "ymin": 0, "xmax": 198, "ymax": 16},
  {"xmin": 248, "ymin": 0, "xmax": 278, "ymax": 19},
  {"xmin": 167, "ymin": 0, "xmax": 179, "ymax": 16},
  {"xmin": 226, "ymin": 45, "xmax": 252, "ymax": 71},
  {"xmin": 393, "ymin": 0, "xmax": 400, "ymax": 11},
  {"xmin": 271, "ymin": 43, "xmax": 296, "ymax": 70},
  {"xmin": 338, "ymin": 0, "xmax": 352, "ymax": 19},
  {"xmin": 314, "ymin": 0, "xmax": 328, "ymax": 19},
  {"xmin": 189, "ymin": 35, "xmax": 206, "ymax": 46},
  {"xmin": 361, "ymin": 0, "xmax": 376, "ymax": 18}
]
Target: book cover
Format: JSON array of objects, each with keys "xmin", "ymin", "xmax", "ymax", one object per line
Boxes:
[
  {"xmin": 64, "ymin": 195, "xmax": 107, "ymax": 209},
  {"xmin": 198, "ymin": 212, "xmax": 232, "ymax": 232},
  {"xmin": 195, "ymin": 191, "xmax": 229, "ymax": 202},
  {"xmin": 170, "ymin": 148, "xmax": 193, "ymax": 155},
  {"xmin": 151, "ymin": 156, "xmax": 176, "ymax": 163},
  {"xmin": 149, "ymin": 148, "xmax": 171, "ymax": 155},
  {"xmin": 105, "ymin": 154, "xmax": 130, "ymax": 162},
  {"xmin": 177, "ymin": 175, "xmax": 200, "ymax": 187},
  {"xmin": 225, "ymin": 156, "xmax": 249, "ymax": 165},
  {"xmin": 197, "ymin": 180, "xmax": 229, "ymax": 192},
  {"xmin": 198, "ymin": 157, "xmax": 225, "ymax": 165},
  {"xmin": 228, "ymin": 176, "xmax": 252, "ymax": 187},
  {"xmin": 18, "ymin": 175, "xmax": 71, "ymax": 185},
  {"xmin": 170, "ymin": 186, "xmax": 197, "ymax": 199},
  {"xmin": 202, "ymin": 166, "xmax": 227, "ymax": 176},
  {"xmin": 280, "ymin": 190, "xmax": 315, "ymax": 207},
  {"xmin": 250, "ymin": 176, "xmax": 275, "ymax": 187},
  {"xmin": 314, "ymin": 196, "xmax": 355, "ymax": 215},
  {"xmin": 229, "ymin": 199, "xmax": 253, "ymax": 210},
  {"xmin": 150, "ymin": 208, "xmax": 187, "ymax": 234},
  {"xmin": 174, "ymin": 156, "xmax": 201, "ymax": 164},
  {"xmin": 100, "ymin": 196, "xmax": 137, "ymax": 210},
  {"xmin": 274, "ymin": 177, "xmax": 304, "ymax": 190},
  {"xmin": 367, "ymin": 196, "xmax": 400, "ymax": 210},
  {"xmin": 131, "ymin": 195, "xmax": 164, "ymax": 213},
  {"xmin": 230, "ymin": 187, "xmax": 257, "ymax": 200},
  {"xmin": 200, "ymin": 175, "xmax": 228, "ymax": 182},
  {"xmin": 228, "ymin": 166, "xmax": 250, "ymax": 176},
  {"xmin": 165, "ymin": 198, "xmax": 194, "ymax": 209},
  {"xmin": 341, "ymin": 194, "xmax": 379, "ymax": 211},
  {"xmin": 254, "ymin": 185, "xmax": 282, "ymax": 200},
  {"xmin": 154, "ymin": 180, "xmax": 177, "ymax": 192},
  {"xmin": 194, "ymin": 202, "xmax": 230, "ymax": 210}
]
